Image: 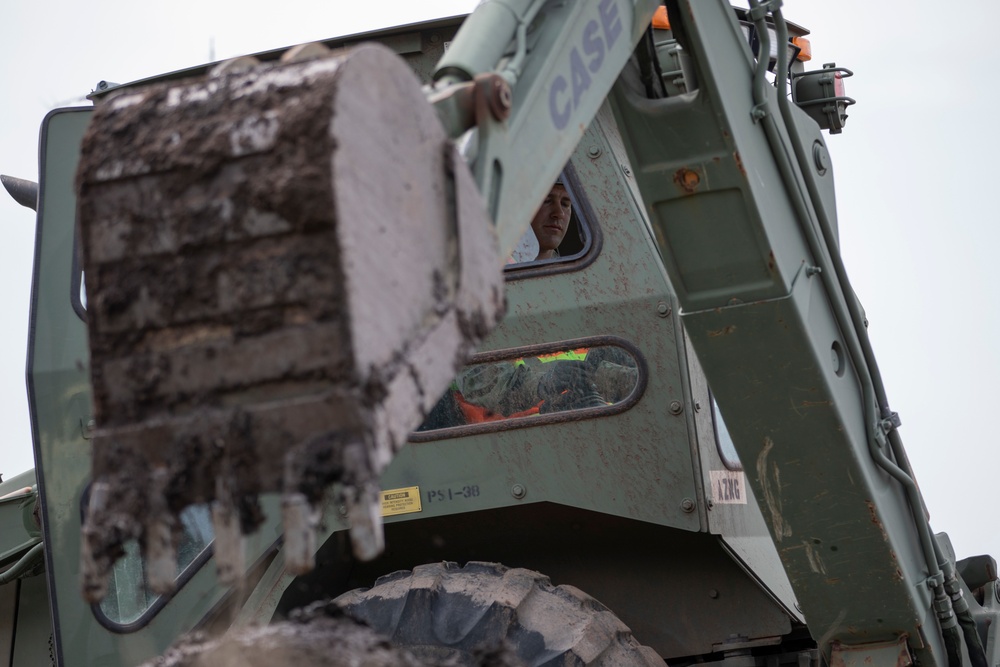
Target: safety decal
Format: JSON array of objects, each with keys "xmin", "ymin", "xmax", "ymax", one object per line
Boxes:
[{"xmin": 380, "ymin": 486, "xmax": 423, "ymax": 517}]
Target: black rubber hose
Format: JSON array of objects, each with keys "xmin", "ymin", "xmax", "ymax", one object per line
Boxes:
[
  {"xmin": 0, "ymin": 542, "xmax": 43, "ymax": 585},
  {"xmin": 943, "ymin": 625, "xmax": 964, "ymax": 667},
  {"xmin": 958, "ymin": 611, "xmax": 989, "ymax": 667}
]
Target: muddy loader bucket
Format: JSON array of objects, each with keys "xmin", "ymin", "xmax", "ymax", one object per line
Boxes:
[{"xmin": 75, "ymin": 43, "xmax": 504, "ymax": 601}]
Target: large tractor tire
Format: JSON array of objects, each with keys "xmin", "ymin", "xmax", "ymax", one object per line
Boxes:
[{"xmin": 334, "ymin": 561, "xmax": 664, "ymax": 666}]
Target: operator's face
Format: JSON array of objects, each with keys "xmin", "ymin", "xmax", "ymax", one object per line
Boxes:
[{"xmin": 530, "ymin": 183, "xmax": 572, "ymax": 259}]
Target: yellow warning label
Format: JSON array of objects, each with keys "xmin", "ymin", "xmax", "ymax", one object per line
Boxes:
[{"xmin": 380, "ymin": 486, "xmax": 422, "ymax": 517}]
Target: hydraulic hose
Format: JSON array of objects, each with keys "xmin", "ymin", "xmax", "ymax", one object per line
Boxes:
[
  {"xmin": 0, "ymin": 542, "xmax": 43, "ymax": 585},
  {"xmin": 935, "ymin": 539, "xmax": 989, "ymax": 667},
  {"xmin": 959, "ymin": 613, "xmax": 989, "ymax": 667},
  {"xmin": 944, "ymin": 625, "xmax": 964, "ymax": 667}
]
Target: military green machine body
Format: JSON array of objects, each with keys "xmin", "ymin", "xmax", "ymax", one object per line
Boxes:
[{"xmin": 3, "ymin": 1, "xmax": 998, "ymax": 666}]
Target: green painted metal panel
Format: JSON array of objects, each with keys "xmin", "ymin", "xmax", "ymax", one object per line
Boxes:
[
  {"xmin": 344, "ymin": 108, "xmax": 703, "ymax": 534},
  {"xmin": 11, "ymin": 575, "xmax": 51, "ymax": 667},
  {"xmin": 0, "ymin": 579, "xmax": 16, "ymax": 667}
]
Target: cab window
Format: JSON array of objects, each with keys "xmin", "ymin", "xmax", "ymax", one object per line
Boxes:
[
  {"xmin": 504, "ymin": 171, "xmax": 594, "ymax": 271},
  {"xmin": 414, "ymin": 339, "xmax": 645, "ymax": 437},
  {"xmin": 712, "ymin": 396, "xmax": 743, "ymax": 470},
  {"xmin": 96, "ymin": 504, "xmax": 213, "ymax": 627}
]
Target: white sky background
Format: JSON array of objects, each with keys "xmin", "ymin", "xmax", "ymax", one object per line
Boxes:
[{"xmin": 1, "ymin": 0, "xmax": 998, "ymax": 568}]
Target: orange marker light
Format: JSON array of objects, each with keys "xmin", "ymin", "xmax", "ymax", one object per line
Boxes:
[
  {"xmin": 792, "ymin": 36, "xmax": 812, "ymax": 61},
  {"xmin": 652, "ymin": 6, "xmax": 671, "ymax": 29}
]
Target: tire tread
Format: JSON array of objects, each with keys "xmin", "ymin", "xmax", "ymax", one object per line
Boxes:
[{"xmin": 335, "ymin": 561, "xmax": 663, "ymax": 667}]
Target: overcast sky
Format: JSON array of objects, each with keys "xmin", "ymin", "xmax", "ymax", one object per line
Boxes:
[{"xmin": 2, "ymin": 0, "xmax": 999, "ymax": 568}]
